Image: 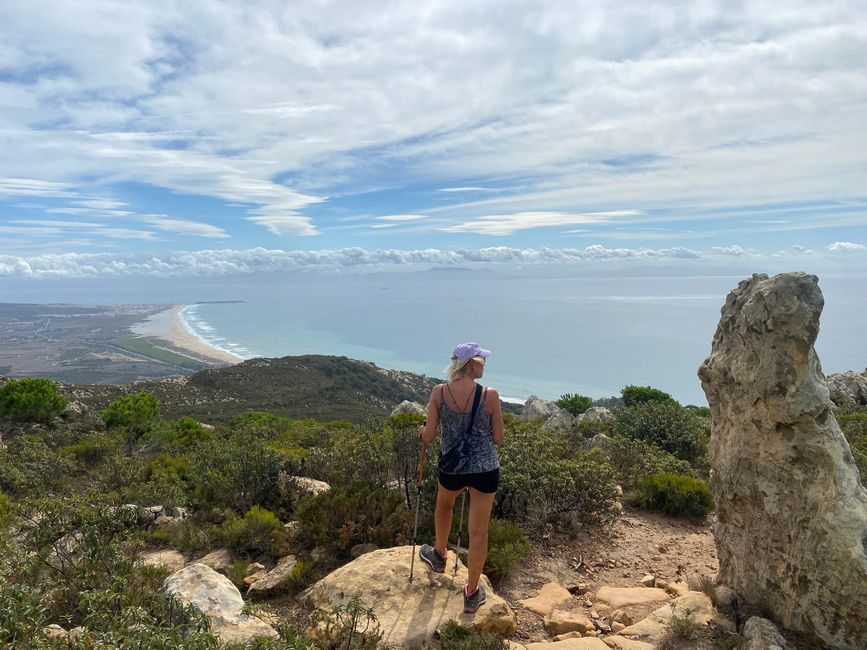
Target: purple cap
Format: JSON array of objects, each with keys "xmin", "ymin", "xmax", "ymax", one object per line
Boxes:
[{"xmin": 451, "ymin": 342, "xmax": 491, "ymax": 361}]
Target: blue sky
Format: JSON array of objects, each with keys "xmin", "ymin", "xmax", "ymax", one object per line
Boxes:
[{"xmin": 0, "ymin": 0, "xmax": 865, "ymax": 279}]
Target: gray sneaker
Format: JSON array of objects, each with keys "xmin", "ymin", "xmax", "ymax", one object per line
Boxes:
[
  {"xmin": 419, "ymin": 544, "xmax": 446, "ymax": 573},
  {"xmin": 463, "ymin": 584, "xmax": 486, "ymax": 613}
]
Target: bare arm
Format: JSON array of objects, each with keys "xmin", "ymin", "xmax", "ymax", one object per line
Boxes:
[
  {"xmin": 486, "ymin": 387, "xmax": 505, "ymax": 446},
  {"xmin": 418, "ymin": 385, "xmax": 442, "ymax": 443}
]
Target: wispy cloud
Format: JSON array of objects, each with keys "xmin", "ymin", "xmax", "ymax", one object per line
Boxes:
[
  {"xmin": 143, "ymin": 216, "xmax": 229, "ymax": 239},
  {"xmin": 437, "ymin": 187, "xmax": 494, "ymax": 193},
  {"xmin": 440, "ymin": 211, "xmax": 642, "ymax": 235},
  {"xmin": 826, "ymin": 241, "xmax": 866, "ymax": 251},
  {"xmin": 375, "ymin": 214, "xmax": 428, "ymax": 222}
]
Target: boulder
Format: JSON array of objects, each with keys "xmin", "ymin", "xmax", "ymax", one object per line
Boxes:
[
  {"xmin": 282, "ymin": 474, "xmax": 330, "ymax": 497},
  {"xmin": 196, "ymin": 548, "xmax": 234, "ymax": 574},
  {"xmin": 543, "ymin": 604, "xmax": 594, "ymax": 635},
  {"xmin": 587, "ymin": 434, "xmax": 613, "ymax": 451},
  {"xmin": 138, "ymin": 549, "xmax": 186, "ymax": 572},
  {"xmin": 743, "ymin": 616, "xmax": 789, "ymax": 650},
  {"xmin": 520, "ymin": 581, "xmax": 574, "ymax": 616},
  {"xmin": 247, "ymin": 555, "xmax": 298, "ymax": 596},
  {"xmin": 525, "ymin": 638, "xmax": 610, "ymax": 649},
  {"xmin": 302, "ymin": 546, "xmax": 515, "ymax": 649},
  {"xmin": 593, "ymin": 586, "xmax": 668, "ymax": 609},
  {"xmin": 578, "ymin": 407, "xmax": 613, "ymax": 423},
  {"xmin": 825, "ymin": 370, "xmax": 867, "ymax": 407},
  {"xmin": 390, "ymin": 400, "xmax": 427, "ymax": 417},
  {"xmin": 521, "ymin": 396, "xmax": 574, "ymax": 432},
  {"xmin": 616, "ymin": 592, "xmax": 717, "ymax": 645},
  {"xmin": 163, "ymin": 563, "xmax": 277, "ymax": 644},
  {"xmin": 698, "ymin": 272, "xmax": 867, "ymax": 649}
]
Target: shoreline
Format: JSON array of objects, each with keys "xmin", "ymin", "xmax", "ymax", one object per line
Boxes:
[{"xmin": 135, "ymin": 305, "xmax": 244, "ymax": 365}]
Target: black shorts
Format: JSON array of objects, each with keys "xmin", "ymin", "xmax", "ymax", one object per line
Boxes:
[{"xmin": 439, "ymin": 468, "xmax": 500, "ymax": 494}]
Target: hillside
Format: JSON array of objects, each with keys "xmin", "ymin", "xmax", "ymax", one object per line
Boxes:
[{"xmin": 57, "ymin": 354, "xmax": 443, "ymax": 423}]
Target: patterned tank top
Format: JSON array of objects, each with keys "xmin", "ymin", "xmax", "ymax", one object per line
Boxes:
[{"xmin": 438, "ymin": 384, "xmax": 500, "ymax": 475}]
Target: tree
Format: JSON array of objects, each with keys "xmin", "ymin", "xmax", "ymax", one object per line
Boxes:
[{"xmin": 0, "ymin": 378, "xmax": 67, "ymax": 423}]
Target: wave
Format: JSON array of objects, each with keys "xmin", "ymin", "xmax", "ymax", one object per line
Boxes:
[{"xmin": 177, "ymin": 304, "xmax": 258, "ymax": 360}]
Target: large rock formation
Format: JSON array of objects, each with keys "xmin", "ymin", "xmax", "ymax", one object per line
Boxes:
[
  {"xmin": 698, "ymin": 272, "xmax": 867, "ymax": 649},
  {"xmin": 303, "ymin": 546, "xmax": 516, "ymax": 648},
  {"xmin": 826, "ymin": 369, "xmax": 867, "ymax": 407}
]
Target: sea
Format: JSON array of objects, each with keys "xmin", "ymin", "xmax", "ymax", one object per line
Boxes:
[{"xmin": 165, "ymin": 269, "xmax": 865, "ymax": 406}]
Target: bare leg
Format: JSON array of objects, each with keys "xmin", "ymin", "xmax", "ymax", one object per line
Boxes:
[
  {"xmin": 434, "ymin": 484, "xmax": 461, "ymax": 559},
  {"xmin": 466, "ymin": 487, "xmax": 496, "ymax": 592}
]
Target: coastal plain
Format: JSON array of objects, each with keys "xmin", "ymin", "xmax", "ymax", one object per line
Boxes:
[{"xmin": 0, "ymin": 303, "xmax": 235, "ymax": 384}]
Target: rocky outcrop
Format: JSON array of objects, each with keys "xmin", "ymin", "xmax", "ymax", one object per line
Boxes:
[
  {"xmin": 303, "ymin": 546, "xmax": 515, "ymax": 648},
  {"xmin": 521, "ymin": 396, "xmax": 574, "ymax": 432},
  {"xmin": 743, "ymin": 616, "xmax": 789, "ymax": 650},
  {"xmin": 163, "ymin": 563, "xmax": 277, "ymax": 644},
  {"xmin": 698, "ymin": 272, "xmax": 867, "ymax": 649},
  {"xmin": 247, "ymin": 554, "xmax": 297, "ymax": 596},
  {"xmin": 390, "ymin": 400, "xmax": 426, "ymax": 417},
  {"xmin": 826, "ymin": 370, "xmax": 867, "ymax": 407}
]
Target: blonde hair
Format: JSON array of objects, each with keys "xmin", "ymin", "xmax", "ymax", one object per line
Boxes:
[{"xmin": 445, "ymin": 358, "xmax": 473, "ymax": 382}]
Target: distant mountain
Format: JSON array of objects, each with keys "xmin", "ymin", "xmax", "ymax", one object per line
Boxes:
[{"xmin": 60, "ymin": 355, "xmax": 442, "ymax": 424}]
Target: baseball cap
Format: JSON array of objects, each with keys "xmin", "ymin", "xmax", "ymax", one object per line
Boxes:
[{"xmin": 451, "ymin": 342, "xmax": 491, "ymax": 361}]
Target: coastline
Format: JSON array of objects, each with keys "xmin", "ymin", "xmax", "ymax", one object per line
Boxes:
[{"xmin": 134, "ymin": 305, "xmax": 243, "ymax": 365}]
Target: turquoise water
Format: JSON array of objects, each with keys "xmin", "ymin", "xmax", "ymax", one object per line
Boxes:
[{"xmin": 173, "ymin": 271, "xmax": 866, "ymax": 405}]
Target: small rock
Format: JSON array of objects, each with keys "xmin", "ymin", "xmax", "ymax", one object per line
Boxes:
[
  {"xmin": 244, "ymin": 570, "xmax": 267, "ymax": 586},
  {"xmin": 245, "ymin": 562, "xmax": 266, "ymax": 576},
  {"xmin": 310, "ymin": 547, "xmax": 327, "ymax": 563},
  {"xmin": 639, "ymin": 574, "xmax": 655, "ymax": 587},
  {"xmin": 553, "ymin": 631, "xmax": 585, "ymax": 641},
  {"xmin": 519, "ymin": 582, "xmax": 573, "ymax": 617},
  {"xmin": 612, "ymin": 622, "xmax": 625, "ymax": 633},
  {"xmin": 44, "ymin": 624, "xmax": 66, "ymax": 639},
  {"xmin": 657, "ymin": 544, "xmax": 667, "ymax": 553}
]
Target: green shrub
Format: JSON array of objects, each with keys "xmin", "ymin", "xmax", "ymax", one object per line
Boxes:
[
  {"xmin": 556, "ymin": 393, "xmax": 594, "ymax": 416},
  {"xmin": 614, "ymin": 401, "xmax": 708, "ymax": 462},
  {"xmin": 0, "ymin": 377, "xmax": 67, "ymax": 423},
  {"xmin": 0, "ymin": 492, "xmax": 10, "ymax": 529},
  {"xmin": 99, "ymin": 392, "xmax": 160, "ymax": 435},
  {"xmin": 221, "ymin": 506, "xmax": 282, "ymax": 557},
  {"xmin": 226, "ymin": 560, "xmax": 250, "ymax": 591},
  {"xmin": 308, "ymin": 595, "xmax": 384, "ymax": 650},
  {"xmin": 839, "ymin": 410, "xmax": 867, "ymax": 484},
  {"xmin": 621, "ymin": 385, "xmax": 676, "ymax": 406},
  {"xmin": 632, "ymin": 472, "xmax": 714, "ymax": 518},
  {"xmin": 0, "ymin": 436, "xmax": 77, "ymax": 497},
  {"xmin": 61, "ymin": 434, "xmax": 117, "ymax": 467},
  {"xmin": 171, "ymin": 417, "xmax": 212, "ymax": 447},
  {"xmin": 438, "ymin": 620, "xmax": 508, "ymax": 650},
  {"xmin": 295, "ymin": 483, "xmax": 411, "ymax": 563},
  {"xmin": 484, "ymin": 519, "xmax": 530, "ymax": 584},
  {"xmin": 606, "ymin": 436, "xmax": 696, "ymax": 488},
  {"xmin": 496, "ymin": 421, "xmax": 619, "ymax": 526}
]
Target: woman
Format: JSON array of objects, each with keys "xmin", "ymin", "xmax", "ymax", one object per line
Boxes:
[{"xmin": 417, "ymin": 342, "xmax": 505, "ymax": 613}]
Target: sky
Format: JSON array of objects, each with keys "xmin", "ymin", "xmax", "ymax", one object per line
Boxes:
[{"xmin": 0, "ymin": 0, "xmax": 865, "ymax": 280}]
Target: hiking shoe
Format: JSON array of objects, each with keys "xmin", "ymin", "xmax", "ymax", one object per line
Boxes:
[
  {"xmin": 463, "ymin": 584, "xmax": 486, "ymax": 613},
  {"xmin": 419, "ymin": 544, "xmax": 446, "ymax": 573}
]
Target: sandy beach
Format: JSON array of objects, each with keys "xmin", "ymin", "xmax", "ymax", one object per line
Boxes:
[{"xmin": 132, "ymin": 305, "xmax": 243, "ymax": 365}]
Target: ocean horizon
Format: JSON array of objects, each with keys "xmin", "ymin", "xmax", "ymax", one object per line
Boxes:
[{"xmin": 160, "ymin": 270, "xmax": 865, "ymax": 405}]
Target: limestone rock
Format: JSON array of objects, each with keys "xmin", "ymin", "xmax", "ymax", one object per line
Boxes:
[
  {"xmin": 664, "ymin": 581, "xmax": 689, "ymax": 597},
  {"xmin": 578, "ymin": 406, "xmax": 613, "ymax": 423},
  {"xmin": 543, "ymin": 605, "xmax": 594, "ymax": 635},
  {"xmin": 196, "ymin": 548, "xmax": 234, "ymax": 573},
  {"xmin": 521, "ymin": 396, "xmax": 574, "ymax": 432},
  {"xmin": 638, "ymin": 574, "xmax": 655, "ymax": 587},
  {"xmin": 163, "ymin": 563, "xmax": 277, "ymax": 644},
  {"xmin": 520, "ymin": 581, "xmax": 574, "ymax": 616},
  {"xmin": 138, "ymin": 549, "xmax": 186, "ymax": 572},
  {"xmin": 286, "ymin": 475, "xmax": 330, "ymax": 497},
  {"xmin": 303, "ymin": 546, "xmax": 515, "ymax": 649},
  {"xmin": 44, "ymin": 624, "xmax": 66, "ymax": 639},
  {"xmin": 247, "ymin": 555, "xmax": 298, "ymax": 596},
  {"xmin": 617, "ymin": 592, "xmax": 716, "ymax": 644},
  {"xmin": 554, "ymin": 631, "xmax": 586, "ymax": 641},
  {"xmin": 603, "ymin": 636, "xmax": 655, "ymax": 650},
  {"xmin": 826, "ymin": 370, "xmax": 867, "ymax": 407},
  {"xmin": 390, "ymin": 400, "xmax": 427, "ymax": 417},
  {"xmin": 698, "ymin": 272, "xmax": 867, "ymax": 649},
  {"xmin": 743, "ymin": 616, "xmax": 789, "ymax": 650},
  {"xmin": 524, "ymin": 638, "xmax": 610, "ymax": 650},
  {"xmin": 594, "ymin": 586, "xmax": 668, "ymax": 609},
  {"xmin": 587, "ymin": 434, "xmax": 613, "ymax": 451}
]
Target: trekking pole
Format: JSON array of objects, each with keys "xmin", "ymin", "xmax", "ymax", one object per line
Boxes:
[
  {"xmin": 454, "ymin": 487, "xmax": 467, "ymax": 576},
  {"xmin": 408, "ymin": 435, "xmax": 426, "ymax": 582}
]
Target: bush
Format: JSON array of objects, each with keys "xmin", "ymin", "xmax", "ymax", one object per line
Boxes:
[
  {"xmin": 496, "ymin": 421, "xmax": 618, "ymax": 526},
  {"xmin": 220, "ymin": 506, "xmax": 282, "ymax": 558},
  {"xmin": 0, "ymin": 377, "xmax": 67, "ymax": 423},
  {"xmin": 485, "ymin": 519, "xmax": 530, "ymax": 584},
  {"xmin": 0, "ymin": 492, "xmax": 10, "ymax": 529},
  {"xmin": 838, "ymin": 410, "xmax": 867, "ymax": 485},
  {"xmin": 621, "ymin": 385, "xmax": 676, "ymax": 406},
  {"xmin": 632, "ymin": 472, "xmax": 714, "ymax": 518},
  {"xmin": 606, "ymin": 436, "xmax": 696, "ymax": 488},
  {"xmin": 308, "ymin": 595, "xmax": 384, "ymax": 650},
  {"xmin": 295, "ymin": 483, "xmax": 411, "ymax": 563},
  {"xmin": 0, "ymin": 436, "xmax": 77, "ymax": 497},
  {"xmin": 614, "ymin": 401, "xmax": 708, "ymax": 462},
  {"xmin": 438, "ymin": 620, "xmax": 508, "ymax": 650},
  {"xmin": 556, "ymin": 393, "xmax": 593, "ymax": 416},
  {"xmin": 99, "ymin": 392, "xmax": 160, "ymax": 435},
  {"xmin": 62, "ymin": 434, "xmax": 118, "ymax": 467}
]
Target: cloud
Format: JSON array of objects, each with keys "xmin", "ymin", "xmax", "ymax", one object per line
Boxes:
[
  {"xmin": 440, "ymin": 210, "xmax": 642, "ymax": 235},
  {"xmin": 826, "ymin": 241, "xmax": 866, "ymax": 251},
  {"xmin": 375, "ymin": 214, "xmax": 427, "ymax": 221},
  {"xmin": 437, "ymin": 187, "xmax": 493, "ymax": 193},
  {"xmin": 0, "ymin": 178, "xmax": 78, "ymax": 199},
  {"xmin": 245, "ymin": 215, "xmax": 317, "ymax": 236},
  {"xmin": 143, "ymin": 216, "xmax": 229, "ymax": 238}
]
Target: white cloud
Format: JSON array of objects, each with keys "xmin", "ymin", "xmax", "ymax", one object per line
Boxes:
[
  {"xmin": 143, "ymin": 216, "xmax": 229, "ymax": 239},
  {"xmin": 245, "ymin": 215, "xmax": 317, "ymax": 236},
  {"xmin": 0, "ymin": 178, "xmax": 78, "ymax": 198},
  {"xmin": 375, "ymin": 214, "xmax": 428, "ymax": 221},
  {"xmin": 826, "ymin": 241, "xmax": 866, "ymax": 251},
  {"xmin": 440, "ymin": 211, "xmax": 642, "ymax": 235},
  {"xmin": 438, "ymin": 187, "xmax": 493, "ymax": 193}
]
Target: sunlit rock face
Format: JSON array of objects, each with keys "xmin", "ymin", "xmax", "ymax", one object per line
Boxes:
[{"xmin": 698, "ymin": 272, "xmax": 867, "ymax": 650}]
